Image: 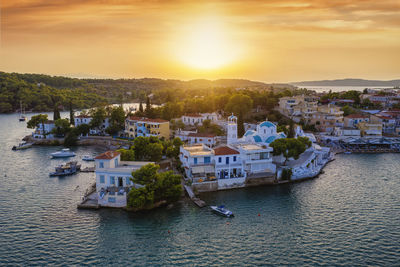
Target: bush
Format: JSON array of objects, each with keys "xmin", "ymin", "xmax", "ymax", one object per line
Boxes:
[{"xmin": 281, "ymin": 168, "xmax": 292, "ymax": 181}]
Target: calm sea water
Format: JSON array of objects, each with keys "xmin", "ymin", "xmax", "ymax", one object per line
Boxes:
[
  {"xmin": 300, "ymin": 86, "xmax": 393, "ymax": 93},
  {"xmin": 0, "ymin": 113, "xmax": 399, "ymax": 266}
]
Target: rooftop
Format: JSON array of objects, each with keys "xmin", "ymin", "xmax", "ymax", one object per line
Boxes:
[
  {"xmin": 213, "ymin": 146, "xmax": 240, "ymax": 155},
  {"xmin": 183, "ymin": 145, "xmax": 213, "ymax": 156},
  {"xmin": 346, "ymin": 114, "xmax": 369, "ymax": 119},
  {"xmin": 95, "ymin": 151, "xmax": 121, "ymax": 160}
]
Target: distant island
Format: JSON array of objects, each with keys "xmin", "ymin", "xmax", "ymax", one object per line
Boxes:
[{"xmin": 292, "ymin": 78, "xmax": 400, "ymax": 87}]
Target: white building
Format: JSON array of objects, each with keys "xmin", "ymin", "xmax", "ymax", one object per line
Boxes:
[
  {"xmin": 74, "ymin": 114, "xmax": 110, "ymax": 135},
  {"xmin": 95, "ymin": 151, "xmax": 153, "ymax": 208},
  {"xmin": 240, "ymin": 120, "xmax": 286, "ymax": 145},
  {"xmin": 227, "ymin": 115, "xmax": 238, "ymax": 145},
  {"xmin": 32, "ymin": 120, "xmax": 55, "ymax": 139},
  {"xmin": 181, "ymin": 112, "xmax": 219, "ymax": 126},
  {"xmin": 187, "ymin": 133, "xmax": 217, "ymax": 146}
]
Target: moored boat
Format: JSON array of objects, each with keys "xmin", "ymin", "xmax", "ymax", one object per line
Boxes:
[
  {"xmin": 12, "ymin": 142, "xmax": 33, "ymax": 150},
  {"xmin": 49, "ymin": 161, "xmax": 81, "ymax": 176},
  {"xmin": 51, "ymin": 148, "xmax": 76, "ymax": 158},
  {"xmin": 82, "ymin": 155, "xmax": 95, "ymax": 161},
  {"xmin": 210, "ymin": 205, "xmax": 234, "ymax": 217}
]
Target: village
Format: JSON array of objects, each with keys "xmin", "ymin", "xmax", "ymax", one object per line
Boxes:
[{"xmin": 20, "ymin": 86, "xmax": 400, "ymax": 210}]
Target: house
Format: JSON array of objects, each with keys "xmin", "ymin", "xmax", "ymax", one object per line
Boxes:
[
  {"xmin": 344, "ymin": 114, "xmax": 370, "ymax": 128},
  {"xmin": 370, "ymin": 114, "xmax": 396, "ymax": 134},
  {"xmin": 181, "ymin": 112, "xmax": 219, "ymax": 126},
  {"xmin": 74, "ymin": 114, "xmax": 110, "ymax": 135},
  {"xmin": 95, "ymin": 151, "xmax": 153, "ymax": 208},
  {"xmin": 187, "ymin": 133, "xmax": 216, "ymax": 146},
  {"xmin": 213, "ymin": 146, "xmax": 246, "ymax": 188},
  {"xmin": 357, "ymin": 122, "xmax": 383, "ymax": 137},
  {"xmin": 334, "ymin": 127, "xmax": 361, "ymax": 137},
  {"xmin": 278, "ymin": 95, "xmax": 319, "ymax": 121},
  {"xmin": 32, "ymin": 120, "xmax": 55, "ymax": 139},
  {"xmin": 231, "ymin": 143, "xmax": 275, "ymax": 174},
  {"xmin": 125, "ymin": 116, "xmax": 170, "ymax": 139},
  {"xmin": 180, "ymin": 144, "xmax": 215, "ymax": 184},
  {"xmin": 310, "ymin": 104, "xmax": 344, "ymax": 133}
]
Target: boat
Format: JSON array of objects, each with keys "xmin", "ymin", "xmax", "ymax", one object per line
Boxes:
[
  {"xmin": 210, "ymin": 205, "xmax": 234, "ymax": 217},
  {"xmin": 344, "ymin": 151, "xmax": 352, "ymax": 154},
  {"xmin": 49, "ymin": 161, "xmax": 81, "ymax": 176},
  {"xmin": 12, "ymin": 142, "xmax": 33, "ymax": 150},
  {"xmin": 18, "ymin": 101, "xmax": 26, "ymax": 121},
  {"xmin": 50, "ymin": 148, "xmax": 76, "ymax": 158},
  {"xmin": 82, "ymin": 155, "xmax": 95, "ymax": 161}
]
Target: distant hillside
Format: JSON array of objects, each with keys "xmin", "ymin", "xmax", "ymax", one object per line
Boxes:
[{"xmin": 292, "ymin": 78, "xmax": 400, "ymax": 87}]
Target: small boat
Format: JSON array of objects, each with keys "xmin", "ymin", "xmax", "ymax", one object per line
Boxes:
[
  {"xmin": 49, "ymin": 161, "xmax": 81, "ymax": 176},
  {"xmin": 12, "ymin": 142, "xmax": 33, "ymax": 150},
  {"xmin": 82, "ymin": 155, "xmax": 95, "ymax": 161},
  {"xmin": 18, "ymin": 101, "xmax": 26, "ymax": 121},
  {"xmin": 51, "ymin": 148, "xmax": 76, "ymax": 158},
  {"xmin": 210, "ymin": 205, "xmax": 234, "ymax": 217},
  {"xmin": 344, "ymin": 151, "xmax": 352, "ymax": 154}
]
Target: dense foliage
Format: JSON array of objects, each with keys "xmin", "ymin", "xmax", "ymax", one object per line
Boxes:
[
  {"xmin": 127, "ymin": 163, "xmax": 182, "ymax": 210},
  {"xmin": 270, "ymin": 137, "xmax": 312, "ymax": 164}
]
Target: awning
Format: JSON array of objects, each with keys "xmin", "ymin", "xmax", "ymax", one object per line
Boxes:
[{"xmin": 192, "ymin": 165, "xmax": 215, "ymax": 174}]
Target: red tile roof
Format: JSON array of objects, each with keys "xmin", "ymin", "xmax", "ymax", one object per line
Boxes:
[
  {"xmin": 345, "ymin": 114, "xmax": 369, "ymax": 119},
  {"xmin": 183, "ymin": 113, "xmax": 202, "ymax": 117},
  {"xmin": 188, "ymin": 133, "xmax": 216, "ymax": 138},
  {"xmin": 127, "ymin": 116, "xmax": 168, "ymax": 123},
  {"xmin": 95, "ymin": 151, "xmax": 121, "ymax": 160},
  {"xmin": 213, "ymin": 146, "xmax": 239, "ymax": 155}
]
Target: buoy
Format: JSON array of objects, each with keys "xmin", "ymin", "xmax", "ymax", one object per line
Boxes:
[
  {"xmin": 168, "ymin": 230, "xmax": 170, "ymax": 234},
  {"xmin": 226, "ymin": 222, "xmax": 230, "ymax": 225},
  {"xmin": 258, "ymin": 213, "xmax": 260, "ymax": 217}
]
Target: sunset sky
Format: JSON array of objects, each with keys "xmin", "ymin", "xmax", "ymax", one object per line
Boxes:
[{"xmin": 1, "ymin": 0, "xmax": 399, "ymax": 82}]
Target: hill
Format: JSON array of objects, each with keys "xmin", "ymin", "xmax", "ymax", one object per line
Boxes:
[{"xmin": 292, "ymin": 78, "xmax": 400, "ymax": 87}]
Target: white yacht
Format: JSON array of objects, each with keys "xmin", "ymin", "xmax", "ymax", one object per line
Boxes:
[
  {"xmin": 82, "ymin": 155, "xmax": 95, "ymax": 161},
  {"xmin": 51, "ymin": 148, "xmax": 76, "ymax": 158}
]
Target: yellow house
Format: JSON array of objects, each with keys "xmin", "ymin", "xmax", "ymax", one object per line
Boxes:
[
  {"xmin": 125, "ymin": 116, "xmax": 170, "ymax": 139},
  {"xmin": 357, "ymin": 122, "xmax": 382, "ymax": 137}
]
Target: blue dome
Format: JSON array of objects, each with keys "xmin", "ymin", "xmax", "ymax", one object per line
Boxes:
[
  {"xmin": 265, "ymin": 136, "xmax": 277, "ymax": 143},
  {"xmin": 260, "ymin": 121, "xmax": 275, "ymax": 128},
  {"xmin": 244, "ymin": 130, "xmax": 255, "ymax": 136},
  {"xmin": 253, "ymin": 135, "xmax": 262, "ymax": 143}
]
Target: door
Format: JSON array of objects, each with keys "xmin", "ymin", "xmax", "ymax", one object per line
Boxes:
[{"xmin": 118, "ymin": 177, "xmax": 123, "ymax": 187}]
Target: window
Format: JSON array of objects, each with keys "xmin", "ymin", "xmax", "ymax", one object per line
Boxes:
[
  {"xmin": 99, "ymin": 162, "xmax": 104, "ymax": 168},
  {"xmin": 233, "ymin": 156, "xmax": 237, "ymax": 162},
  {"xmin": 226, "ymin": 157, "xmax": 229, "ymax": 164},
  {"xmin": 108, "ymin": 197, "xmax": 116, "ymax": 203},
  {"xmin": 194, "ymin": 158, "xmax": 198, "ymax": 165},
  {"xmin": 110, "ymin": 176, "xmax": 115, "ymax": 185},
  {"xmin": 204, "ymin": 157, "xmax": 210, "ymax": 164},
  {"xmin": 114, "ymin": 158, "xmax": 118, "ymax": 167},
  {"xmin": 126, "ymin": 177, "xmax": 131, "ymax": 185},
  {"xmin": 218, "ymin": 157, "xmax": 222, "ymax": 163},
  {"xmin": 100, "ymin": 175, "xmax": 105, "ymax": 183}
]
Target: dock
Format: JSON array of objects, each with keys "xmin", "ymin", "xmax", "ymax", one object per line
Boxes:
[
  {"xmin": 77, "ymin": 183, "xmax": 99, "ymax": 209},
  {"xmin": 81, "ymin": 167, "xmax": 95, "ymax": 172},
  {"xmin": 184, "ymin": 185, "xmax": 206, "ymax": 207}
]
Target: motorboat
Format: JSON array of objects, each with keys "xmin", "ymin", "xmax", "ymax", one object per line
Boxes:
[
  {"xmin": 49, "ymin": 161, "xmax": 81, "ymax": 176},
  {"xmin": 82, "ymin": 155, "xmax": 95, "ymax": 161},
  {"xmin": 12, "ymin": 142, "xmax": 33, "ymax": 150},
  {"xmin": 210, "ymin": 205, "xmax": 234, "ymax": 217},
  {"xmin": 51, "ymin": 148, "xmax": 76, "ymax": 158}
]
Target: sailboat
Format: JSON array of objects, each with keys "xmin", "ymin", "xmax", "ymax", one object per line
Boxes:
[{"xmin": 19, "ymin": 101, "xmax": 26, "ymax": 121}]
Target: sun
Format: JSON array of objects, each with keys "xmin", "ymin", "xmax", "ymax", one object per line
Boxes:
[{"xmin": 174, "ymin": 17, "xmax": 241, "ymax": 70}]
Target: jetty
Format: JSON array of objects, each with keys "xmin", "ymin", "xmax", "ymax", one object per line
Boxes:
[
  {"xmin": 184, "ymin": 185, "xmax": 206, "ymax": 207},
  {"xmin": 77, "ymin": 183, "xmax": 99, "ymax": 209}
]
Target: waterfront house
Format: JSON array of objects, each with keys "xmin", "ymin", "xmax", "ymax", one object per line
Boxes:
[
  {"xmin": 125, "ymin": 116, "xmax": 169, "ymax": 139},
  {"xmin": 95, "ymin": 151, "xmax": 153, "ymax": 207},
  {"xmin": 334, "ymin": 127, "xmax": 361, "ymax": 138},
  {"xmin": 310, "ymin": 104, "xmax": 344, "ymax": 133},
  {"xmin": 74, "ymin": 114, "xmax": 110, "ymax": 135},
  {"xmin": 357, "ymin": 122, "xmax": 383, "ymax": 137},
  {"xmin": 180, "ymin": 144, "xmax": 215, "ymax": 184},
  {"xmin": 344, "ymin": 114, "xmax": 370, "ymax": 128},
  {"xmin": 370, "ymin": 114, "xmax": 396, "ymax": 134},
  {"xmin": 32, "ymin": 120, "xmax": 55, "ymax": 139}
]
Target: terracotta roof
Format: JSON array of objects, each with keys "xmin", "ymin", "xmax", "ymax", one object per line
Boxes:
[
  {"xmin": 127, "ymin": 116, "xmax": 168, "ymax": 123},
  {"xmin": 183, "ymin": 113, "xmax": 202, "ymax": 117},
  {"xmin": 188, "ymin": 133, "xmax": 216, "ymax": 138},
  {"xmin": 345, "ymin": 114, "xmax": 369, "ymax": 119},
  {"xmin": 95, "ymin": 151, "xmax": 121, "ymax": 160},
  {"xmin": 213, "ymin": 146, "xmax": 239, "ymax": 155}
]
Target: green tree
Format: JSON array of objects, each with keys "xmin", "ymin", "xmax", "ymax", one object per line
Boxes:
[
  {"xmin": 224, "ymin": 94, "xmax": 253, "ymax": 119},
  {"xmin": 89, "ymin": 107, "xmax": 106, "ymax": 130},
  {"xmin": 288, "ymin": 120, "xmax": 295, "ymax": 138},
  {"xmin": 69, "ymin": 101, "xmax": 75, "ymax": 126},
  {"xmin": 270, "ymin": 137, "xmax": 311, "ymax": 165},
  {"xmin": 146, "ymin": 143, "xmax": 163, "ymax": 162},
  {"xmin": 117, "ymin": 148, "xmax": 135, "ymax": 161},
  {"xmin": 139, "ymin": 101, "xmax": 144, "ymax": 113},
  {"xmin": 52, "ymin": 118, "xmax": 71, "ymax": 137},
  {"xmin": 106, "ymin": 106, "xmax": 125, "ymax": 135},
  {"xmin": 237, "ymin": 113, "xmax": 245, "ymax": 137},
  {"xmin": 64, "ymin": 128, "xmax": 79, "ymax": 146},
  {"xmin": 133, "ymin": 136, "xmax": 149, "ymax": 160},
  {"xmin": 27, "ymin": 114, "xmax": 48, "ymax": 134},
  {"xmin": 75, "ymin": 124, "xmax": 90, "ymax": 136}
]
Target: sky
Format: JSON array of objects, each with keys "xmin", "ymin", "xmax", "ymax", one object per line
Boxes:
[{"xmin": 1, "ymin": 0, "xmax": 399, "ymax": 82}]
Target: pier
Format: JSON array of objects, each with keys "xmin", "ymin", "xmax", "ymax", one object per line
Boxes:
[{"xmin": 184, "ymin": 185, "xmax": 206, "ymax": 207}]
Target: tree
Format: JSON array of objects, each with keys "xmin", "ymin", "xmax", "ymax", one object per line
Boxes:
[
  {"xmin": 52, "ymin": 118, "xmax": 71, "ymax": 137},
  {"xmin": 117, "ymin": 148, "xmax": 135, "ymax": 161},
  {"xmin": 341, "ymin": 105, "xmax": 355, "ymax": 116},
  {"xmin": 69, "ymin": 101, "xmax": 75, "ymax": 126},
  {"xmin": 288, "ymin": 120, "xmax": 295, "ymax": 138},
  {"xmin": 224, "ymin": 94, "xmax": 253, "ymax": 118},
  {"xmin": 75, "ymin": 124, "xmax": 90, "ymax": 136},
  {"xmin": 89, "ymin": 107, "xmax": 106, "ymax": 130},
  {"xmin": 146, "ymin": 143, "xmax": 163, "ymax": 162},
  {"xmin": 237, "ymin": 113, "xmax": 245, "ymax": 137},
  {"xmin": 106, "ymin": 106, "xmax": 126, "ymax": 135},
  {"xmin": 139, "ymin": 101, "xmax": 144, "ymax": 113},
  {"xmin": 27, "ymin": 114, "xmax": 48, "ymax": 135},
  {"xmin": 145, "ymin": 96, "xmax": 152, "ymax": 117},
  {"xmin": 270, "ymin": 137, "xmax": 311, "ymax": 165},
  {"xmin": 133, "ymin": 136, "xmax": 149, "ymax": 161},
  {"xmin": 53, "ymin": 105, "xmax": 61, "ymax": 121},
  {"xmin": 64, "ymin": 128, "xmax": 79, "ymax": 146}
]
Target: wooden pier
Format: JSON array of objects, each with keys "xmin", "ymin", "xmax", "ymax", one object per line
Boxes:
[{"xmin": 184, "ymin": 185, "xmax": 206, "ymax": 207}]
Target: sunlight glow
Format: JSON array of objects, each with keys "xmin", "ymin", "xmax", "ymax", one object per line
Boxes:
[{"xmin": 175, "ymin": 17, "xmax": 241, "ymax": 70}]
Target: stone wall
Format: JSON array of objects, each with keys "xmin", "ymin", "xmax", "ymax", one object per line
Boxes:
[{"xmin": 192, "ymin": 181, "xmax": 218, "ymax": 192}]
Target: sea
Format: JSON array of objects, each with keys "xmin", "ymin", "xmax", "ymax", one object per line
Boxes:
[
  {"xmin": 299, "ymin": 86, "xmax": 394, "ymax": 93},
  {"xmin": 0, "ymin": 113, "xmax": 399, "ymax": 266}
]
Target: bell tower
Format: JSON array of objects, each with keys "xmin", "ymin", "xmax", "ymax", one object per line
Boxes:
[{"xmin": 227, "ymin": 114, "xmax": 237, "ymax": 145}]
